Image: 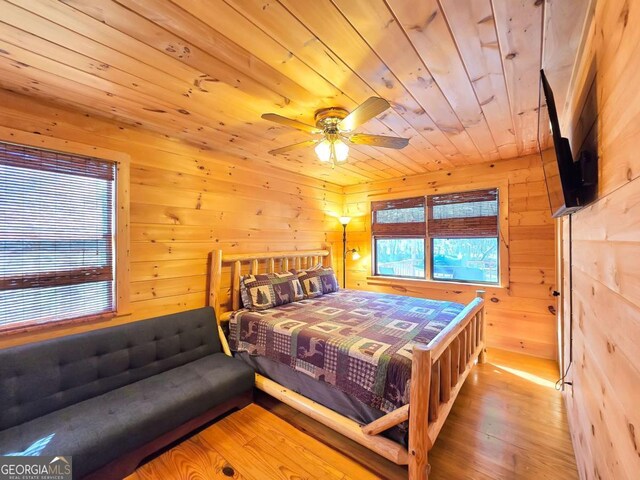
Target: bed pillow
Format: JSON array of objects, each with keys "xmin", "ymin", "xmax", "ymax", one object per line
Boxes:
[
  {"xmin": 240, "ymin": 271, "xmax": 305, "ymax": 310},
  {"xmin": 296, "ymin": 267, "xmax": 340, "ymax": 298}
]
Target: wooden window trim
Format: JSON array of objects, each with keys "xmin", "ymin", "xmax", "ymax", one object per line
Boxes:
[
  {"xmin": 0, "ymin": 127, "xmax": 131, "ymax": 337},
  {"xmin": 370, "ymin": 181, "xmax": 509, "ymax": 288}
]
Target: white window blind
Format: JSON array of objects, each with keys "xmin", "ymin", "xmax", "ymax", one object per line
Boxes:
[{"xmin": 0, "ymin": 141, "xmax": 116, "ymax": 329}]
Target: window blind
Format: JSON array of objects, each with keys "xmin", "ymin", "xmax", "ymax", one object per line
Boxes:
[
  {"xmin": 427, "ymin": 188, "xmax": 498, "ymax": 238},
  {"xmin": 371, "ymin": 196, "xmax": 426, "ymax": 236},
  {"xmin": 0, "ymin": 141, "xmax": 116, "ymax": 329}
]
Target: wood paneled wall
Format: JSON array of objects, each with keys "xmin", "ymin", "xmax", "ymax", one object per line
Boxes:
[
  {"xmin": 0, "ymin": 89, "xmax": 342, "ymax": 349},
  {"xmin": 343, "ymin": 154, "xmax": 558, "ymax": 359},
  {"xmin": 559, "ymin": 0, "xmax": 640, "ymax": 478}
]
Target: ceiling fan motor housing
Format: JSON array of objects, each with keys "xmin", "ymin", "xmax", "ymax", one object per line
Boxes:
[{"xmin": 314, "ymin": 107, "xmax": 350, "ymax": 132}]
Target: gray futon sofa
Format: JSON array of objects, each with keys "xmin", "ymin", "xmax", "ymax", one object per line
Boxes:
[{"xmin": 0, "ymin": 307, "xmax": 254, "ymax": 479}]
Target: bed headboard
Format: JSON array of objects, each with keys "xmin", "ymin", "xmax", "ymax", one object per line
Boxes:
[{"xmin": 208, "ymin": 245, "xmax": 333, "ymax": 322}]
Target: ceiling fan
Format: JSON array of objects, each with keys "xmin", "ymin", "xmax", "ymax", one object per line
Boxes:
[{"xmin": 261, "ymin": 97, "xmax": 410, "ymax": 166}]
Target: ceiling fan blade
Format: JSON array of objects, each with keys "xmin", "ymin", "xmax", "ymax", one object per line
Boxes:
[
  {"xmin": 347, "ymin": 133, "xmax": 409, "ymax": 149},
  {"xmin": 339, "ymin": 97, "xmax": 391, "ymax": 132},
  {"xmin": 268, "ymin": 139, "xmax": 319, "ymax": 155},
  {"xmin": 261, "ymin": 113, "xmax": 321, "ymax": 134}
]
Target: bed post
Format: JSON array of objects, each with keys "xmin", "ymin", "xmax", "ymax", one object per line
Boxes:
[
  {"xmin": 210, "ymin": 250, "xmax": 231, "ymax": 356},
  {"xmin": 325, "ymin": 243, "xmax": 334, "ymax": 269},
  {"xmin": 408, "ymin": 344, "xmax": 432, "ymax": 480},
  {"xmin": 476, "ymin": 290, "xmax": 487, "ymax": 364},
  {"xmin": 210, "ymin": 250, "xmax": 222, "ymax": 319}
]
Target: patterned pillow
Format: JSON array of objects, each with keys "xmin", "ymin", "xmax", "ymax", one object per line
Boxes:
[
  {"xmin": 240, "ymin": 271, "xmax": 305, "ymax": 310},
  {"xmin": 296, "ymin": 267, "xmax": 340, "ymax": 298}
]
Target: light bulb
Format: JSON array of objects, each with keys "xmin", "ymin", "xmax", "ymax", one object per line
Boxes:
[
  {"xmin": 338, "ymin": 216, "xmax": 351, "ymax": 225},
  {"xmin": 333, "ymin": 139, "xmax": 349, "ymax": 162},
  {"xmin": 351, "ymin": 250, "xmax": 361, "ymax": 261},
  {"xmin": 315, "ymin": 139, "xmax": 332, "ymax": 162}
]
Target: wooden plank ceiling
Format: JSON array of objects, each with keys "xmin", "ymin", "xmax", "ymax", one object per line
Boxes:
[{"xmin": 0, "ymin": 0, "xmax": 567, "ymax": 185}]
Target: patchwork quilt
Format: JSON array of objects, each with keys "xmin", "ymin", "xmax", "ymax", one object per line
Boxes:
[{"xmin": 229, "ymin": 289, "xmax": 464, "ymax": 414}]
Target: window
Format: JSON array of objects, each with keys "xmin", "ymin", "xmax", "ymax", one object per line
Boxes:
[
  {"xmin": 372, "ymin": 189, "xmax": 500, "ymax": 285},
  {"xmin": 0, "ymin": 141, "xmax": 122, "ymax": 332},
  {"xmin": 372, "ymin": 197, "xmax": 426, "ymax": 279},
  {"xmin": 374, "ymin": 238, "xmax": 425, "ymax": 278},
  {"xmin": 428, "ymin": 189, "xmax": 499, "ymax": 284}
]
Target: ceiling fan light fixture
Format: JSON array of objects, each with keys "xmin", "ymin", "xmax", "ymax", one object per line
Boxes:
[
  {"xmin": 315, "ymin": 137, "xmax": 349, "ymax": 164},
  {"xmin": 314, "ymin": 139, "xmax": 332, "ymax": 162},
  {"xmin": 333, "ymin": 138, "xmax": 349, "ymax": 163}
]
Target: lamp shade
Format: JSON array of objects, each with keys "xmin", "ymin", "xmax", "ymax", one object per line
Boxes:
[
  {"xmin": 314, "ymin": 139, "xmax": 332, "ymax": 162},
  {"xmin": 333, "ymin": 139, "xmax": 349, "ymax": 163},
  {"xmin": 351, "ymin": 250, "xmax": 361, "ymax": 260},
  {"xmin": 338, "ymin": 216, "xmax": 351, "ymax": 226},
  {"xmin": 315, "ymin": 137, "xmax": 350, "ymax": 164}
]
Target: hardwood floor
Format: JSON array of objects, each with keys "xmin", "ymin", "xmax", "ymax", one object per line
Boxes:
[{"xmin": 127, "ymin": 349, "xmax": 578, "ymax": 479}]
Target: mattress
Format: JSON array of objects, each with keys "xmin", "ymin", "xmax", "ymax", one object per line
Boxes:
[{"xmin": 229, "ymin": 289, "xmax": 464, "ymax": 424}]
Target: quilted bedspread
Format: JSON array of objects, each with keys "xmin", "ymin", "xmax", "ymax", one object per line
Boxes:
[{"xmin": 229, "ymin": 289, "xmax": 464, "ymax": 413}]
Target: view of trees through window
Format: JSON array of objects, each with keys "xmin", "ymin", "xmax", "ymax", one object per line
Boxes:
[
  {"xmin": 375, "ymin": 238, "xmax": 425, "ymax": 278},
  {"xmin": 432, "ymin": 238, "xmax": 498, "ymax": 283}
]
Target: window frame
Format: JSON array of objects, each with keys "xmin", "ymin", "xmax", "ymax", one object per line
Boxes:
[
  {"xmin": 371, "ymin": 196, "xmax": 427, "ymax": 280},
  {"xmin": 0, "ymin": 130, "xmax": 130, "ymax": 336},
  {"xmin": 370, "ymin": 182, "xmax": 509, "ymax": 288}
]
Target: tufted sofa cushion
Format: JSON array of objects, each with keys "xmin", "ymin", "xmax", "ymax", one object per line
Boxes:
[
  {"xmin": 0, "ymin": 352, "xmax": 254, "ymax": 479},
  {"xmin": 0, "ymin": 307, "xmax": 221, "ymax": 431}
]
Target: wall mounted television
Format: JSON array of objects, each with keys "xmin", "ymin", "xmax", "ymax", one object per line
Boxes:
[{"xmin": 538, "ymin": 69, "xmax": 597, "ymax": 218}]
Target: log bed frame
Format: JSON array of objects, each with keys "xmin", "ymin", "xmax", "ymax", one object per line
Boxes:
[{"xmin": 208, "ymin": 246, "xmax": 486, "ymax": 479}]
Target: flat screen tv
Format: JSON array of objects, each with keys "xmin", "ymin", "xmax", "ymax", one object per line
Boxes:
[{"xmin": 538, "ymin": 69, "xmax": 596, "ymax": 217}]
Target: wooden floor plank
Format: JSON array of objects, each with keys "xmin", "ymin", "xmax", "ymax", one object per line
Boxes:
[
  {"xmin": 128, "ymin": 349, "xmax": 578, "ymax": 480},
  {"xmin": 129, "ymin": 433, "xmax": 246, "ymax": 480},
  {"xmin": 232, "ymin": 405, "xmax": 379, "ymax": 480},
  {"xmin": 225, "ymin": 409, "xmax": 345, "ymax": 480}
]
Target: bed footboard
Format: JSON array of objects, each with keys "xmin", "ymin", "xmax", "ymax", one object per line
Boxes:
[
  {"xmin": 408, "ymin": 290, "xmax": 486, "ymax": 479},
  {"xmin": 360, "ymin": 290, "xmax": 486, "ymax": 479}
]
